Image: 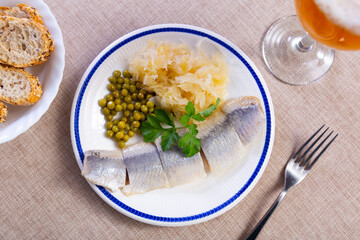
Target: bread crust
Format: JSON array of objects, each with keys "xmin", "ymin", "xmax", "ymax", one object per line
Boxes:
[
  {"xmin": 0, "ymin": 4, "xmax": 44, "ymax": 25},
  {"xmin": 0, "ymin": 65, "xmax": 42, "ymax": 105},
  {"xmin": 0, "ymin": 16, "xmax": 54, "ymax": 68},
  {"xmin": 0, "ymin": 101, "xmax": 8, "ymax": 122}
]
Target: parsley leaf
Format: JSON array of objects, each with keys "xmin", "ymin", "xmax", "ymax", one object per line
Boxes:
[
  {"xmin": 198, "ymin": 98, "xmax": 221, "ymax": 117},
  {"xmin": 154, "ymin": 109, "xmax": 174, "ymax": 127},
  {"xmin": 140, "ymin": 98, "xmax": 221, "ymax": 157},
  {"xmin": 178, "ymin": 124, "xmax": 201, "ymax": 157},
  {"xmin": 161, "ymin": 128, "xmax": 180, "ymax": 151},
  {"xmin": 179, "ymin": 113, "xmax": 191, "ymax": 127},
  {"xmin": 147, "ymin": 115, "xmax": 163, "ymax": 129},
  {"xmin": 140, "ymin": 121, "xmax": 163, "ymax": 142},
  {"xmin": 185, "ymin": 101, "xmax": 196, "ymax": 116}
]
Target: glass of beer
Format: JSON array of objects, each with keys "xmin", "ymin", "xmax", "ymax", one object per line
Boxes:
[{"xmin": 262, "ymin": 0, "xmax": 360, "ymax": 85}]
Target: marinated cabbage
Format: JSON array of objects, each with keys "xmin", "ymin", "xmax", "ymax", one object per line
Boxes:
[{"xmin": 129, "ymin": 40, "xmax": 228, "ymax": 116}]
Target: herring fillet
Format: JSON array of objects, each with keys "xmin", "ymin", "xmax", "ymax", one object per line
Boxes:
[
  {"xmin": 198, "ymin": 111, "xmax": 245, "ymax": 175},
  {"xmin": 122, "ymin": 143, "xmax": 169, "ymax": 195},
  {"xmin": 155, "ymin": 137, "xmax": 206, "ymax": 186},
  {"xmin": 221, "ymin": 96, "xmax": 265, "ymax": 145},
  {"xmin": 82, "ymin": 150, "xmax": 126, "ymax": 192}
]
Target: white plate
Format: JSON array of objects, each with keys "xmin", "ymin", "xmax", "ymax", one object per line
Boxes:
[
  {"xmin": 70, "ymin": 24, "xmax": 275, "ymax": 226},
  {"xmin": 0, "ymin": 0, "xmax": 65, "ymax": 143}
]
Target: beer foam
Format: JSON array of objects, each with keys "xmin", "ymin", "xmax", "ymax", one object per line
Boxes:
[{"xmin": 315, "ymin": 0, "xmax": 360, "ymax": 35}]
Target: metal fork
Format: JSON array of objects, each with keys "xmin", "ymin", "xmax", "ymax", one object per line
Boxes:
[{"xmin": 245, "ymin": 125, "xmax": 338, "ymax": 240}]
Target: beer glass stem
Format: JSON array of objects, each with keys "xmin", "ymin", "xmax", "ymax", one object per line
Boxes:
[{"xmin": 296, "ymin": 33, "xmax": 314, "ymax": 52}]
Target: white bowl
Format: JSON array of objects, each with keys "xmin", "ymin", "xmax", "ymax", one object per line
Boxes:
[{"xmin": 0, "ymin": 0, "xmax": 65, "ymax": 143}]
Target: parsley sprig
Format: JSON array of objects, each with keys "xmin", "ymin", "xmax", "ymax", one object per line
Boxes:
[{"xmin": 140, "ymin": 98, "xmax": 220, "ymax": 157}]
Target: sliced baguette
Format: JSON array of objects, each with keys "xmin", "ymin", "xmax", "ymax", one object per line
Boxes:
[
  {"xmin": 0, "ymin": 16, "xmax": 54, "ymax": 67},
  {"xmin": 0, "ymin": 101, "xmax": 8, "ymax": 122},
  {"xmin": 0, "ymin": 4, "xmax": 44, "ymax": 25},
  {"xmin": 0, "ymin": 64, "xmax": 42, "ymax": 105}
]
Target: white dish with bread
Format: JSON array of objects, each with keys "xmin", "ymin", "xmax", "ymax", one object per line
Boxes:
[{"xmin": 0, "ymin": 0, "xmax": 65, "ymax": 143}]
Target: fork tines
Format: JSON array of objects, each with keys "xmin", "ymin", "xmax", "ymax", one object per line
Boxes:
[{"xmin": 292, "ymin": 125, "xmax": 338, "ymax": 170}]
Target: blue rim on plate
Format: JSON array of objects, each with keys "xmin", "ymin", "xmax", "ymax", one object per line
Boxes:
[{"xmin": 74, "ymin": 27, "xmax": 271, "ymax": 223}]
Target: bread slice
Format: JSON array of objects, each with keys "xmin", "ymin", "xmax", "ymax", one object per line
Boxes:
[
  {"xmin": 0, "ymin": 101, "xmax": 8, "ymax": 122},
  {"xmin": 0, "ymin": 16, "xmax": 54, "ymax": 67},
  {"xmin": 0, "ymin": 4, "xmax": 44, "ymax": 25},
  {"xmin": 0, "ymin": 64, "xmax": 42, "ymax": 105}
]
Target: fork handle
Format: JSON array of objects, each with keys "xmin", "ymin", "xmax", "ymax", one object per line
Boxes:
[{"xmin": 245, "ymin": 190, "xmax": 287, "ymax": 240}]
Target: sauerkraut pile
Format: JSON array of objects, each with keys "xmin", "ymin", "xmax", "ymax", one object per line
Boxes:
[{"xmin": 129, "ymin": 40, "xmax": 228, "ymax": 116}]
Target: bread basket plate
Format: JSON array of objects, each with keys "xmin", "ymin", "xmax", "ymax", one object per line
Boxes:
[
  {"xmin": 0, "ymin": 0, "xmax": 65, "ymax": 143},
  {"xmin": 70, "ymin": 24, "xmax": 275, "ymax": 226}
]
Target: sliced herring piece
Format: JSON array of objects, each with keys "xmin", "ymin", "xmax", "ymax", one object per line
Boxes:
[
  {"xmin": 221, "ymin": 96, "xmax": 265, "ymax": 144},
  {"xmin": 121, "ymin": 143, "xmax": 169, "ymax": 195},
  {"xmin": 154, "ymin": 135, "xmax": 206, "ymax": 187},
  {"xmin": 199, "ymin": 111, "xmax": 246, "ymax": 175},
  {"xmin": 82, "ymin": 150, "xmax": 126, "ymax": 192}
]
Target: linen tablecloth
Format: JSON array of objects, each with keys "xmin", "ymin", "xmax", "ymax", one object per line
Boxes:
[{"xmin": 1, "ymin": 0, "xmax": 359, "ymax": 239}]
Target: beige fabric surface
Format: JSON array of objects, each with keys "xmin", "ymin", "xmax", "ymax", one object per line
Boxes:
[{"xmin": 1, "ymin": 0, "xmax": 359, "ymax": 239}]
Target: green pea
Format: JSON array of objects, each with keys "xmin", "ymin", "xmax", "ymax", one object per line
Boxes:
[
  {"xmin": 121, "ymin": 117, "xmax": 128, "ymax": 123},
  {"xmin": 106, "ymin": 115, "xmax": 113, "ymax": 121},
  {"xmin": 118, "ymin": 77, "xmax": 124, "ymax": 84},
  {"xmin": 106, "ymin": 94, "xmax": 114, "ymax": 101},
  {"xmin": 114, "ymin": 99, "xmax": 121, "ymax": 105},
  {"xmin": 102, "ymin": 108, "xmax": 110, "ymax": 115},
  {"xmin": 141, "ymin": 99, "xmax": 147, "ymax": 105},
  {"xmin": 129, "ymin": 116, "xmax": 134, "ymax": 123},
  {"xmin": 124, "ymin": 78, "xmax": 130, "ymax": 84},
  {"xmin": 123, "ymin": 135, "xmax": 130, "ymax": 142},
  {"xmin": 106, "ymin": 121, "xmax": 113, "ymax": 130},
  {"xmin": 106, "ymin": 130, "xmax": 114, "ymax": 138},
  {"xmin": 115, "ymin": 105, "xmax": 123, "ymax": 112},
  {"xmin": 128, "ymin": 131, "xmax": 135, "ymax": 137},
  {"xmin": 113, "ymin": 91, "xmax": 120, "ymax": 99},
  {"xmin": 116, "ymin": 84, "xmax": 122, "ymax": 90},
  {"xmin": 123, "ymin": 70, "xmax": 132, "ymax": 78},
  {"xmin": 132, "ymin": 121, "xmax": 140, "ymax": 128},
  {"xmin": 131, "ymin": 127, "xmax": 138, "ymax": 132},
  {"xmin": 131, "ymin": 93, "xmax": 138, "ymax": 100},
  {"xmin": 139, "ymin": 89, "xmax": 146, "ymax": 95},
  {"xmin": 118, "ymin": 141, "xmax": 125, "ymax": 149},
  {"xmin": 113, "ymin": 119, "xmax": 120, "ymax": 125},
  {"xmin": 134, "ymin": 102, "xmax": 141, "ymax": 110},
  {"xmin": 124, "ymin": 110, "xmax": 131, "ymax": 117},
  {"xmin": 111, "ymin": 110, "xmax": 117, "ymax": 115},
  {"xmin": 127, "ymin": 103, "xmax": 134, "ymax": 111},
  {"xmin": 107, "ymin": 101, "xmax": 115, "ymax": 110},
  {"xmin": 137, "ymin": 92, "xmax": 144, "ymax": 100},
  {"xmin": 146, "ymin": 102, "xmax": 154, "ymax": 108},
  {"xmin": 121, "ymin": 89, "xmax": 129, "ymax": 96},
  {"xmin": 140, "ymin": 113, "xmax": 145, "ymax": 121},
  {"xmin": 118, "ymin": 121, "xmax": 126, "ymax": 129},
  {"xmin": 112, "ymin": 125, "xmax": 119, "ymax": 133},
  {"xmin": 133, "ymin": 112, "xmax": 141, "ymax": 120},
  {"xmin": 122, "ymin": 83, "xmax": 130, "ymax": 90},
  {"xmin": 115, "ymin": 131, "xmax": 124, "ymax": 139},
  {"xmin": 121, "ymin": 103, "xmax": 127, "ymax": 110},
  {"xmin": 146, "ymin": 94, "xmax": 153, "ymax": 101},
  {"xmin": 149, "ymin": 107, "xmax": 154, "ymax": 113},
  {"xmin": 129, "ymin": 85, "xmax": 137, "ymax": 93},
  {"xmin": 113, "ymin": 70, "xmax": 121, "ymax": 78},
  {"xmin": 125, "ymin": 124, "xmax": 131, "ymax": 131},
  {"xmin": 135, "ymin": 82, "xmax": 142, "ymax": 88},
  {"xmin": 107, "ymin": 83, "xmax": 116, "ymax": 91},
  {"xmin": 98, "ymin": 99, "xmax": 107, "ymax": 107},
  {"xmin": 108, "ymin": 76, "xmax": 117, "ymax": 83},
  {"xmin": 124, "ymin": 95, "xmax": 132, "ymax": 103}
]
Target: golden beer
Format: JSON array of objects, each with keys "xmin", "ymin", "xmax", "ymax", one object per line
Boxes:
[{"xmin": 295, "ymin": 0, "xmax": 360, "ymax": 50}]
